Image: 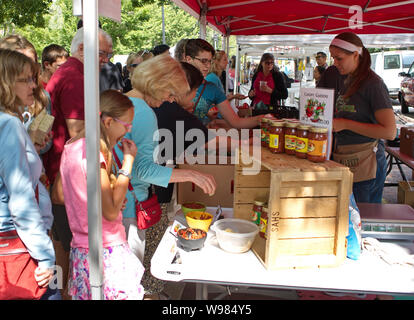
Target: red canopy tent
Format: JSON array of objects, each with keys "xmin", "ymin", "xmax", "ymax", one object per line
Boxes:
[{"xmin": 171, "ymin": 0, "xmax": 414, "ymax": 36}]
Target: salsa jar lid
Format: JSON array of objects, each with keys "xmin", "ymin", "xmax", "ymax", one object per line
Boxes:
[
  {"xmin": 285, "ymin": 121, "xmax": 299, "ymax": 128},
  {"xmin": 297, "ymin": 124, "xmax": 311, "ymax": 130},
  {"xmin": 310, "ymin": 127, "xmax": 328, "ymax": 133},
  {"xmin": 270, "ymin": 120, "xmax": 285, "ymax": 127},
  {"xmin": 254, "ymin": 200, "xmax": 266, "ymax": 206}
]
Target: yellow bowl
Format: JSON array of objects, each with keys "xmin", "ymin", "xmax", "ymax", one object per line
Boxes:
[{"xmin": 185, "ymin": 211, "xmax": 213, "ymax": 232}]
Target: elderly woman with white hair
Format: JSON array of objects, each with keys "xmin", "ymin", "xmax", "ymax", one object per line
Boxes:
[{"xmin": 113, "ymin": 54, "xmax": 216, "ymax": 299}]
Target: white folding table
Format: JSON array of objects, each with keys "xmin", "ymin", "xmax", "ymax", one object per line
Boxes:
[{"xmin": 151, "ymin": 210, "xmax": 414, "ymax": 300}]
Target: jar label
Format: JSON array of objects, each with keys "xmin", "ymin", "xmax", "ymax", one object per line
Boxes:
[
  {"xmin": 285, "ymin": 135, "xmax": 296, "ymax": 150},
  {"xmin": 268, "ymin": 134, "xmax": 279, "ymax": 149},
  {"xmin": 251, "ymin": 210, "xmax": 261, "ymax": 225},
  {"xmin": 308, "ymin": 139, "xmax": 327, "ymax": 156},
  {"xmin": 259, "ymin": 217, "xmax": 267, "ymax": 236},
  {"xmin": 261, "ymin": 128, "xmax": 266, "ymax": 142},
  {"xmin": 295, "ymin": 137, "xmax": 308, "ymax": 153}
]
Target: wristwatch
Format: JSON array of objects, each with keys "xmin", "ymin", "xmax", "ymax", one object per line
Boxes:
[{"xmin": 118, "ymin": 169, "xmax": 131, "ymax": 179}]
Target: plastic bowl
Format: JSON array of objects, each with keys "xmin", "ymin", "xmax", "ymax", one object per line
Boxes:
[
  {"xmin": 211, "ymin": 218, "xmax": 259, "ymax": 253},
  {"xmin": 186, "ymin": 211, "xmax": 213, "ymax": 232},
  {"xmin": 181, "ymin": 202, "xmax": 206, "ymax": 216},
  {"xmin": 176, "ymin": 228, "xmax": 207, "ymax": 252}
]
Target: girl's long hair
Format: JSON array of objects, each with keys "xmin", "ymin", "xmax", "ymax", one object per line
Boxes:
[
  {"xmin": 256, "ymin": 53, "xmax": 275, "ymax": 74},
  {"xmin": 210, "ymin": 50, "xmax": 226, "ymax": 77},
  {"xmin": 329, "ymin": 32, "xmax": 373, "ymax": 99},
  {"xmin": 0, "ymin": 49, "xmax": 37, "ymax": 120},
  {"xmin": 0, "ymin": 34, "xmax": 48, "ymax": 117},
  {"xmin": 99, "ymin": 90, "xmax": 134, "ymax": 179}
]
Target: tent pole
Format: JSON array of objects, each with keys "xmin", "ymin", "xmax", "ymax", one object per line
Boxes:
[
  {"xmin": 199, "ymin": 1, "xmax": 207, "ymax": 39},
  {"xmin": 83, "ymin": 0, "xmax": 104, "ymax": 300},
  {"xmin": 225, "ymin": 36, "xmax": 230, "ymax": 93},
  {"xmin": 234, "ymin": 44, "xmax": 240, "ymax": 95}
]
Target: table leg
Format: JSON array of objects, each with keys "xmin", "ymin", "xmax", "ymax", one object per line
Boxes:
[{"xmin": 195, "ymin": 283, "xmax": 208, "ymax": 300}]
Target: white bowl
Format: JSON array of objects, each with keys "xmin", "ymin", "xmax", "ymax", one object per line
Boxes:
[{"xmin": 211, "ymin": 218, "xmax": 259, "ymax": 253}]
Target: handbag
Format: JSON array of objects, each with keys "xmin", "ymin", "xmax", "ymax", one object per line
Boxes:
[
  {"xmin": 332, "ymin": 140, "xmax": 378, "ymax": 183},
  {"xmin": 0, "ymin": 186, "xmax": 47, "ymax": 300},
  {"xmin": 112, "ymin": 149, "xmax": 162, "ymax": 230}
]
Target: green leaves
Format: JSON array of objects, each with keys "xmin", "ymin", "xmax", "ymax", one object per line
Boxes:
[{"xmin": 8, "ymin": 0, "xmax": 235, "ymax": 60}]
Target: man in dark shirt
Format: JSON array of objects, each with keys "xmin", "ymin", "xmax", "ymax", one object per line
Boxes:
[{"xmin": 316, "ymin": 65, "xmax": 347, "ymax": 105}]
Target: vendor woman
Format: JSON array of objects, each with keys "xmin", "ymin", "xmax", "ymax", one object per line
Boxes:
[{"xmin": 329, "ymin": 32, "xmax": 396, "ymax": 203}]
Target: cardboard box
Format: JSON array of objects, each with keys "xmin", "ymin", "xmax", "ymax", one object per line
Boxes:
[
  {"xmin": 177, "ymin": 156, "xmax": 235, "ymax": 208},
  {"xmin": 398, "ymin": 181, "xmax": 414, "ymax": 207},
  {"xmin": 234, "ymin": 147, "xmax": 352, "ymax": 270},
  {"xmin": 400, "ymin": 127, "xmax": 414, "ymax": 157},
  {"xmin": 28, "ymin": 109, "xmax": 55, "ymax": 145}
]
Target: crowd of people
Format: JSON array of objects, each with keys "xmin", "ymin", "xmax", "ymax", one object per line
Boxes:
[{"xmin": 0, "ymin": 24, "xmax": 396, "ymax": 300}]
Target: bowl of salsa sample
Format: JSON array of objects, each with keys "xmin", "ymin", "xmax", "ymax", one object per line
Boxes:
[
  {"xmin": 181, "ymin": 202, "xmax": 206, "ymax": 215},
  {"xmin": 185, "ymin": 211, "xmax": 213, "ymax": 232},
  {"xmin": 176, "ymin": 227, "xmax": 207, "ymax": 251}
]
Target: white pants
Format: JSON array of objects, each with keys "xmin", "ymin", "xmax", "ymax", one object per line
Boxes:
[{"xmin": 122, "ymin": 217, "xmax": 146, "ymax": 264}]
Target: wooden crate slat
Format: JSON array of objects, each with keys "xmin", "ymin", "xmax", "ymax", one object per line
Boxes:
[
  {"xmin": 280, "ymin": 180, "xmax": 339, "ymax": 198},
  {"xmin": 269, "ymin": 237, "xmax": 335, "ymax": 255},
  {"xmin": 235, "ymin": 170, "xmax": 271, "ymax": 187},
  {"xmin": 233, "ymin": 187, "xmax": 269, "ymax": 205},
  {"xmin": 233, "ymin": 203, "xmax": 256, "ymax": 221},
  {"xmin": 274, "ymin": 217, "xmax": 337, "ymax": 238},
  {"xmin": 279, "ymin": 197, "xmax": 338, "ymax": 218}
]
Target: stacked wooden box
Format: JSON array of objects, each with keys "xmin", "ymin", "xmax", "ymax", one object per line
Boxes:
[{"xmin": 234, "ymin": 147, "xmax": 353, "ymax": 270}]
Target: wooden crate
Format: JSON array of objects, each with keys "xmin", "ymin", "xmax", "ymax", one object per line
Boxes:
[{"xmin": 234, "ymin": 147, "xmax": 353, "ymax": 270}]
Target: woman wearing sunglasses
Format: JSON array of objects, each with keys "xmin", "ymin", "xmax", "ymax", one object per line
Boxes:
[
  {"xmin": 248, "ymin": 53, "xmax": 288, "ymax": 114},
  {"xmin": 123, "ymin": 50, "xmax": 153, "ymax": 93}
]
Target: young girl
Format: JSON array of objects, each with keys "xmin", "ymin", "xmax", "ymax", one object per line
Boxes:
[{"xmin": 59, "ymin": 89, "xmax": 144, "ymax": 300}]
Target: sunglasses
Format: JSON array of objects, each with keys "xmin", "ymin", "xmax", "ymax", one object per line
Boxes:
[
  {"xmin": 316, "ymin": 56, "xmax": 324, "ymax": 59},
  {"xmin": 264, "ymin": 61, "xmax": 274, "ymax": 65},
  {"xmin": 129, "ymin": 63, "xmax": 139, "ymax": 68}
]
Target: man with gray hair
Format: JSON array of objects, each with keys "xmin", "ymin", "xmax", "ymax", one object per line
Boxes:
[{"xmin": 43, "ymin": 27, "xmax": 112, "ymax": 299}]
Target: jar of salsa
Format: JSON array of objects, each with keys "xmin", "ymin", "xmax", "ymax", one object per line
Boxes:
[
  {"xmin": 284, "ymin": 121, "xmax": 298, "ymax": 155},
  {"xmin": 307, "ymin": 127, "xmax": 328, "ymax": 162},
  {"xmin": 259, "ymin": 205, "xmax": 268, "ymax": 239},
  {"xmin": 252, "ymin": 200, "xmax": 265, "ymax": 226},
  {"xmin": 295, "ymin": 125, "xmax": 311, "ymax": 159},
  {"xmin": 260, "ymin": 118, "xmax": 269, "ymax": 147},
  {"xmin": 268, "ymin": 120, "xmax": 285, "ymax": 153}
]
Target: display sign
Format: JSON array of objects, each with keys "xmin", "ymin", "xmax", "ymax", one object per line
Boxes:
[
  {"xmin": 72, "ymin": 0, "xmax": 121, "ymax": 22},
  {"xmin": 299, "ymin": 87, "xmax": 335, "ymax": 160}
]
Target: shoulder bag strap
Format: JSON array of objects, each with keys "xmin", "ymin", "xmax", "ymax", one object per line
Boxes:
[{"xmin": 192, "ymin": 80, "xmax": 207, "ymax": 114}]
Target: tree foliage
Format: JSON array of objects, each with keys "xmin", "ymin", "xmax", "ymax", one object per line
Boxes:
[
  {"xmin": 11, "ymin": 0, "xmax": 235, "ymax": 60},
  {"xmin": 0, "ymin": 0, "xmax": 52, "ymax": 36}
]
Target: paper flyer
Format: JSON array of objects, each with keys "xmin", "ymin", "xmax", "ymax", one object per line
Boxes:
[{"xmin": 299, "ymin": 87, "xmax": 335, "ymax": 160}]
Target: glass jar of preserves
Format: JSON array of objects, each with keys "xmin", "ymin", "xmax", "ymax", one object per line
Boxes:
[
  {"xmin": 307, "ymin": 127, "xmax": 328, "ymax": 162},
  {"xmin": 295, "ymin": 125, "xmax": 311, "ymax": 159},
  {"xmin": 260, "ymin": 118, "xmax": 269, "ymax": 147},
  {"xmin": 252, "ymin": 200, "xmax": 265, "ymax": 226},
  {"xmin": 268, "ymin": 120, "xmax": 285, "ymax": 153},
  {"xmin": 259, "ymin": 205, "xmax": 268, "ymax": 239},
  {"xmin": 284, "ymin": 121, "xmax": 298, "ymax": 155}
]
